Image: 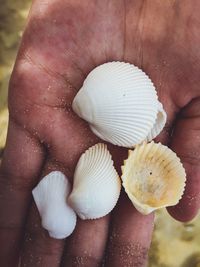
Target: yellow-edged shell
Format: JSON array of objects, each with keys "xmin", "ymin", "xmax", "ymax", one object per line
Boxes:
[{"xmin": 121, "ymin": 141, "xmax": 186, "ymax": 215}]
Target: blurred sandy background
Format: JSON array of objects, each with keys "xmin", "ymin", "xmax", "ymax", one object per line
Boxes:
[{"xmin": 0, "ymin": 1, "xmax": 200, "ymax": 266}]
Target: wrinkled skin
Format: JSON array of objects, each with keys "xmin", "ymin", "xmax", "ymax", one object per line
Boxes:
[{"xmin": 0, "ymin": 0, "xmax": 200, "ymax": 266}]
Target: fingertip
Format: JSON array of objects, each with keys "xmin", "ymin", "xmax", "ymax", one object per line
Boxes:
[
  {"xmin": 167, "ymin": 164, "xmax": 200, "ymax": 222},
  {"xmin": 167, "ymin": 101, "xmax": 200, "ymax": 222},
  {"xmin": 167, "ymin": 207, "xmax": 199, "ymax": 223},
  {"xmin": 167, "ymin": 197, "xmax": 200, "ymax": 223}
]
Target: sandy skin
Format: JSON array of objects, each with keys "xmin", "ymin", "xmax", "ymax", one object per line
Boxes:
[{"xmin": 0, "ymin": 0, "xmax": 200, "ymax": 266}]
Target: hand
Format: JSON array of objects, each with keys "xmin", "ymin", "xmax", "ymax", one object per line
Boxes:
[{"xmin": 0, "ymin": 1, "xmax": 200, "ymax": 266}]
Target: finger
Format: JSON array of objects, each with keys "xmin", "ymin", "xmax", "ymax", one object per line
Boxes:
[
  {"xmin": 27, "ymin": 104, "xmax": 110, "ymax": 266},
  {"xmin": 168, "ymin": 98, "xmax": 200, "ymax": 222},
  {"xmin": 44, "ymin": 112, "xmax": 109, "ymax": 267},
  {"xmin": 105, "ymin": 193, "xmax": 154, "ymax": 267},
  {"xmin": 103, "ymin": 97, "xmax": 171, "ymax": 267},
  {"xmin": 0, "ymin": 119, "xmax": 44, "ymax": 267},
  {"xmin": 61, "ymin": 146, "xmax": 124, "ymax": 267},
  {"xmin": 62, "ymin": 217, "xmax": 109, "ymax": 267},
  {"xmin": 20, "ymin": 160, "xmax": 67, "ymax": 267}
]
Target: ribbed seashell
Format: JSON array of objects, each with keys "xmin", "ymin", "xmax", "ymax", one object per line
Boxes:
[
  {"xmin": 121, "ymin": 141, "xmax": 186, "ymax": 215},
  {"xmin": 32, "ymin": 171, "xmax": 77, "ymax": 239},
  {"xmin": 146, "ymin": 102, "xmax": 167, "ymax": 141},
  {"xmin": 72, "ymin": 61, "xmax": 166, "ymax": 147},
  {"xmin": 68, "ymin": 143, "xmax": 121, "ymax": 219}
]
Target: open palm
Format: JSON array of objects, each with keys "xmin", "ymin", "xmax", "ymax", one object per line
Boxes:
[{"xmin": 0, "ymin": 1, "xmax": 200, "ymax": 266}]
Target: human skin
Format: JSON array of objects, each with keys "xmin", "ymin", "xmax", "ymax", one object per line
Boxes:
[{"xmin": 0, "ymin": 0, "xmax": 200, "ymax": 266}]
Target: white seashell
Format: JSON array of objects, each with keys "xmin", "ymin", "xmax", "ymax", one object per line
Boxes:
[
  {"xmin": 146, "ymin": 102, "xmax": 167, "ymax": 141},
  {"xmin": 72, "ymin": 61, "xmax": 166, "ymax": 147},
  {"xmin": 121, "ymin": 142, "xmax": 186, "ymax": 215},
  {"xmin": 68, "ymin": 143, "xmax": 121, "ymax": 219},
  {"xmin": 32, "ymin": 171, "xmax": 77, "ymax": 239}
]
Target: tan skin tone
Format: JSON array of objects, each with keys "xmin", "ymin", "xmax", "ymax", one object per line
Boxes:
[{"xmin": 0, "ymin": 0, "xmax": 200, "ymax": 266}]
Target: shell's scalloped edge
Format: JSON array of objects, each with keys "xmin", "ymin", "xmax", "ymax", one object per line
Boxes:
[
  {"xmin": 79, "ymin": 142, "xmax": 109, "ymax": 160},
  {"xmin": 121, "ymin": 141, "xmax": 187, "ymax": 215},
  {"xmin": 94, "ymin": 61, "xmax": 158, "ymax": 94}
]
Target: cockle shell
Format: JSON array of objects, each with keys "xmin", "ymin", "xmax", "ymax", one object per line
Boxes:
[
  {"xmin": 68, "ymin": 143, "xmax": 121, "ymax": 219},
  {"xmin": 72, "ymin": 61, "xmax": 166, "ymax": 147},
  {"xmin": 32, "ymin": 171, "xmax": 77, "ymax": 239},
  {"xmin": 121, "ymin": 141, "xmax": 186, "ymax": 215},
  {"xmin": 146, "ymin": 102, "xmax": 167, "ymax": 141}
]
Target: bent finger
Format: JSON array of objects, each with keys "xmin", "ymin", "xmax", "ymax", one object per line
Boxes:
[
  {"xmin": 168, "ymin": 98, "xmax": 200, "ymax": 222},
  {"xmin": 0, "ymin": 119, "xmax": 44, "ymax": 266}
]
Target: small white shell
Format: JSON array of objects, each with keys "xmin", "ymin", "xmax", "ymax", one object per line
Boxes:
[
  {"xmin": 32, "ymin": 171, "xmax": 77, "ymax": 239},
  {"xmin": 68, "ymin": 143, "xmax": 121, "ymax": 219},
  {"xmin": 72, "ymin": 61, "xmax": 166, "ymax": 147},
  {"xmin": 122, "ymin": 142, "xmax": 186, "ymax": 215}
]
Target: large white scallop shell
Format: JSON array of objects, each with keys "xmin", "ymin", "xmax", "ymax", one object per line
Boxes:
[
  {"xmin": 121, "ymin": 142, "xmax": 186, "ymax": 215},
  {"xmin": 72, "ymin": 61, "xmax": 166, "ymax": 147},
  {"xmin": 32, "ymin": 171, "xmax": 77, "ymax": 239},
  {"xmin": 68, "ymin": 143, "xmax": 121, "ymax": 219}
]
